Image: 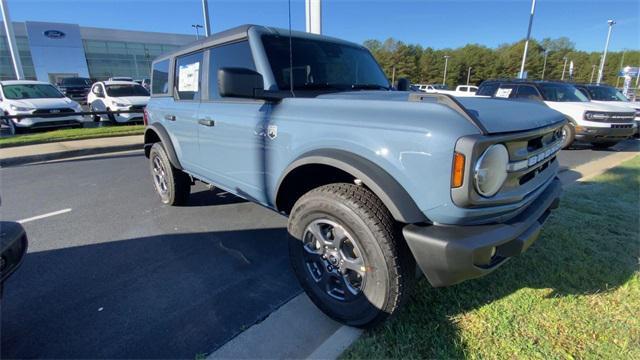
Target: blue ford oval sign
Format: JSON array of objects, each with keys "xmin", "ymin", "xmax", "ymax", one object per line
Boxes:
[{"xmin": 44, "ymin": 30, "xmax": 66, "ymax": 39}]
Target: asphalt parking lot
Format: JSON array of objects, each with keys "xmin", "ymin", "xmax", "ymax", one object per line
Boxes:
[{"xmin": 0, "ymin": 138, "xmax": 637, "ymax": 358}]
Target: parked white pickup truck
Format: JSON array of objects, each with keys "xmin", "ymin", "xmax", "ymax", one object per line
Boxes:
[{"xmin": 413, "ymin": 84, "xmax": 477, "ymax": 97}]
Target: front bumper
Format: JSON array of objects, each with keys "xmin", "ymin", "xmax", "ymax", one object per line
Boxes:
[
  {"xmin": 403, "ymin": 177, "xmax": 562, "ymax": 287},
  {"xmin": 114, "ymin": 112, "xmax": 144, "ymax": 123},
  {"xmin": 11, "ymin": 115, "xmax": 86, "ymax": 128},
  {"xmin": 575, "ymin": 125, "xmax": 635, "ymax": 143}
]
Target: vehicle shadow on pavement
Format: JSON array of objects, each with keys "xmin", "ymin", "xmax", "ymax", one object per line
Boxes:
[
  {"xmin": 353, "ymin": 164, "xmax": 639, "ymax": 358},
  {"xmin": 1, "ymin": 227, "xmax": 301, "ymax": 359},
  {"xmin": 21, "ymin": 151, "xmax": 143, "ymax": 167}
]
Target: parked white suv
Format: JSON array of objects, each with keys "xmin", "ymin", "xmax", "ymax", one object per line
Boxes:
[
  {"xmin": 476, "ymin": 80, "xmax": 636, "ymax": 149},
  {"xmin": 88, "ymin": 81, "xmax": 149, "ymax": 123},
  {"xmin": 0, "ymin": 80, "xmax": 85, "ymax": 134},
  {"xmin": 575, "ymin": 84, "xmax": 640, "ymax": 135}
]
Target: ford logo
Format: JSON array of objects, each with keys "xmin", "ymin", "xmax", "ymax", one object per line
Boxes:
[{"xmin": 44, "ymin": 30, "xmax": 66, "ymax": 39}]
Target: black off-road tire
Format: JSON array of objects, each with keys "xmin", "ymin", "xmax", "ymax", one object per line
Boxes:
[
  {"xmin": 288, "ymin": 183, "xmax": 415, "ymax": 328},
  {"xmin": 149, "ymin": 142, "xmax": 190, "ymax": 206},
  {"xmin": 592, "ymin": 141, "xmax": 618, "ymax": 150},
  {"xmin": 561, "ymin": 123, "xmax": 575, "ymax": 149}
]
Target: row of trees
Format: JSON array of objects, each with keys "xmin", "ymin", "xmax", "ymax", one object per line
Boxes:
[{"xmin": 363, "ymin": 37, "xmax": 640, "ymax": 88}]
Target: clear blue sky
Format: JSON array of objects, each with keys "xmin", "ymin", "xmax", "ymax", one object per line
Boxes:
[{"xmin": 6, "ymin": 0, "xmax": 639, "ymax": 51}]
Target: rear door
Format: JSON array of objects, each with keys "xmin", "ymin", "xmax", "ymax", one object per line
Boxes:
[{"xmin": 165, "ymin": 51, "xmax": 204, "ymax": 170}]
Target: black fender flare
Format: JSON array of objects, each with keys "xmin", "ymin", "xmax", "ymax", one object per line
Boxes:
[
  {"xmin": 275, "ymin": 149, "xmax": 428, "ymax": 224},
  {"xmin": 143, "ymin": 123, "xmax": 183, "ymax": 170}
]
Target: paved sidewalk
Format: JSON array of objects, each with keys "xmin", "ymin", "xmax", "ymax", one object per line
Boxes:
[{"xmin": 0, "ymin": 135, "xmax": 143, "ymax": 167}]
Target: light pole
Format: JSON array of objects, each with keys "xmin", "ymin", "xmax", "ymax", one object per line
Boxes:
[
  {"xmin": 541, "ymin": 49, "xmax": 548, "ymax": 80},
  {"xmin": 305, "ymin": 0, "xmax": 322, "ymax": 34},
  {"xmin": 201, "ymin": 0, "xmax": 211, "ymax": 37},
  {"xmin": 0, "ymin": 0, "xmax": 24, "ymax": 79},
  {"xmin": 466, "ymin": 67, "xmax": 472, "ymax": 85},
  {"xmin": 191, "ymin": 24, "xmax": 203, "ymax": 40},
  {"xmin": 519, "ymin": 0, "xmax": 536, "ymax": 79},
  {"xmin": 590, "ymin": 64, "xmax": 596, "ymax": 83},
  {"xmin": 596, "ymin": 19, "xmax": 615, "ymax": 85},
  {"xmin": 561, "ymin": 56, "xmax": 568, "ymax": 81},
  {"xmin": 616, "ymin": 49, "xmax": 625, "ymax": 87},
  {"xmin": 443, "ymin": 55, "xmax": 450, "ymax": 86}
]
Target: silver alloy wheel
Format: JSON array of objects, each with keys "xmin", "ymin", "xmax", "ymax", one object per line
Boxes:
[
  {"xmin": 302, "ymin": 219, "xmax": 366, "ymax": 301},
  {"xmin": 152, "ymin": 155, "xmax": 169, "ymax": 195}
]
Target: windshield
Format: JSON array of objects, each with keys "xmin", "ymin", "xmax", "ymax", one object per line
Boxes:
[
  {"xmin": 586, "ymin": 86, "xmax": 628, "ymax": 102},
  {"xmin": 2, "ymin": 84, "xmax": 65, "ymax": 99},
  {"xmin": 61, "ymin": 78, "xmax": 91, "ymax": 86},
  {"xmin": 539, "ymin": 84, "xmax": 589, "ymax": 102},
  {"xmin": 262, "ymin": 35, "xmax": 390, "ymax": 92},
  {"xmin": 105, "ymin": 84, "xmax": 150, "ymax": 97}
]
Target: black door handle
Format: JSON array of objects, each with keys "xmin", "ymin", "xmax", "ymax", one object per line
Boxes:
[
  {"xmin": 164, "ymin": 114, "xmax": 176, "ymax": 121},
  {"xmin": 198, "ymin": 119, "xmax": 216, "ymax": 127}
]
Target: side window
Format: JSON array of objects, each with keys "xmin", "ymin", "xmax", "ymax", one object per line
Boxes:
[
  {"xmin": 92, "ymin": 84, "xmax": 103, "ymax": 97},
  {"xmin": 515, "ymin": 85, "xmax": 542, "ymax": 100},
  {"xmin": 577, "ymin": 87, "xmax": 591, "ymax": 99},
  {"xmin": 459, "ymin": 86, "xmax": 467, "ymax": 92},
  {"xmin": 151, "ymin": 59, "xmax": 170, "ymax": 95},
  {"xmin": 175, "ymin": 51, "xmax": 204, "ymax": 101},
  {"xmin": 208, "ymin": 41, "xmax": 256, "ymax": 99},
  {"xmin": 476, "ymin": 83, "xmax": 498, "ymax": 96}
]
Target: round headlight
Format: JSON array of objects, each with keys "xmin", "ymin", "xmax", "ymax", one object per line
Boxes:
[{"xmin": 474, "ymin": 144, "xmax": 509, "ymax": 197}]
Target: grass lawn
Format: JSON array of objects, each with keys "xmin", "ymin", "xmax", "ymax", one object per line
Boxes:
[
  {"xmin": 343, "ymin": 156, "xmax": 640, "ymax": 359},
  {"xmin": 0, "ymin": 125, "xmax": 144, "ymax": 148}
]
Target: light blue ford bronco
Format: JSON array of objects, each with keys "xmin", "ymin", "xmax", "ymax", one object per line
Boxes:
[{"xmin": 144, "ymin": 25, "xmax": 565, "ymax": 327}]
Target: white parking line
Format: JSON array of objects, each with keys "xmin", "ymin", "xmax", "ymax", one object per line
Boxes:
[{"xmin": 17, "ymin": 208, "xmax": 72, "ymax": 224}]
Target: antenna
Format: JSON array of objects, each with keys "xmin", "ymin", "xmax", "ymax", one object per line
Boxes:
[{"xmin": 288, "ymin": 0, "xmax": 295, "ymax": 96}]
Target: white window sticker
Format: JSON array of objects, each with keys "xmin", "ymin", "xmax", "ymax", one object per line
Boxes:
[
  {"xmin": 495, "ymin": 88, "xmax": 513, "ymax": 98},
  {"xmin": 178, "ymin": 62, "xmax": 200, "ymax": 92}
]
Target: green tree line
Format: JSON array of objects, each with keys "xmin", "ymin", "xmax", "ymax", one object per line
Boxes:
[{"xmin": 363, "ymin": 37, "xmax": 640, "ymax": 88}]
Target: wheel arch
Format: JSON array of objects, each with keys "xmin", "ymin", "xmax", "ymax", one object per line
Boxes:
[
  {"xmin": 274, "ymin": 149, "xmax": 427, "ymax": 224},
  {"xmin": 144, "ymin": 123, "xmax": 183, "ymax": 170}
]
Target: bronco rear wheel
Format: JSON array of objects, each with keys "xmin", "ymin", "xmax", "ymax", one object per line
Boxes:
[
  {"xmin": 149, "ymin": 142, "xmax": 190, "ymax": 206},
  {"xmin": 287, "ymin": 183, "xmax": 414, "ymax": 328}
]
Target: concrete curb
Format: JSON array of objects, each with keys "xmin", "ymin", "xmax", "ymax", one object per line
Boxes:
[{"xmin": 0, "ymin": 143, "xmax": 143, "ymax": 167}]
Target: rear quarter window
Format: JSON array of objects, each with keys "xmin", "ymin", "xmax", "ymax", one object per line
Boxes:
[
  {"xmin": 151, "ymin": 59, "xmax": 170, "ymax": 95},
  {"xmin": 477, "ymin": 83, "xmax": 498, "ymax": 96}
]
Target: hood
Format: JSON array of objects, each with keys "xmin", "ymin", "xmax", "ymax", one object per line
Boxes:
[
  {"xmin": 590, "ymin": 100, "xmax": 640, "ymax": 111},
  {"xmin": 110, "ymin": 96, "xmax": 149, "ymax": 106},
  {"xmin": 8, "ymin": 97, "xmax": 78, "ymax": 109},
  {"xmin": 545, "ymin": 100, "xmax": 635, "ymax": 113},
  {"xmin": 316, "ymin": 91, "xmax": 565, "ymax": 133}
]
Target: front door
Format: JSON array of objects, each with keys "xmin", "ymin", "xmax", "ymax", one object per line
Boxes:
[{"xmin": 196, "ymin": 41, "xmax": 272, "ymax": 204}]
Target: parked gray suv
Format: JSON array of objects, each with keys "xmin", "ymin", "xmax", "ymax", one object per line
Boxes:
[{"xmin": 144, "ymin": 25, "xmax": 565, "ymax": 327}]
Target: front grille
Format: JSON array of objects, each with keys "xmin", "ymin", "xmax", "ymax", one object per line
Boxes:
[
  {"xmin": 502, "ymin": 127, "xmax": 562, "ymax": 191},
  {"xmin": 587, "ymin": 112, "xmax": 635, "ymax": 123},
  {"xmin": 33, "ymin": 108, "xmax": 75, "ymax": 115},
  {"xmin": 612, "ymin": 124, "xmax": 633, "ymax": 129},
  {"xmin": 129, "ymin": 105, "xmax": 146, "ymax": 112},
  {"xmin": 31, "ymin": 120, "xmax": 80, "ymax": 128}
]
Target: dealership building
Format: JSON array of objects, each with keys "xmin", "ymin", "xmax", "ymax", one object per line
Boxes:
[{"xmin": 0, "ymin": 21, "xmax": 195, "ymax": 82}]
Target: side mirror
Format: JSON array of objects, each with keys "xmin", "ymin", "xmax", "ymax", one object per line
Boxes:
[
  {"xmin": 218, "ymin": 67, "xmax": 265, "ymax": 99},
  {"xmin": 0, "ymin": 221, "xmax": 28, "ymax": 296},
  {"xmin": 395, "ymin": 78, "xmax": 410, "ymax": 91}
]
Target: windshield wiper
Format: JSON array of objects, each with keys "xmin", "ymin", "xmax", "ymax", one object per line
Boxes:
[{"xmin": 350, "ymin": 84, "xmax": 390, "ymax": 90}]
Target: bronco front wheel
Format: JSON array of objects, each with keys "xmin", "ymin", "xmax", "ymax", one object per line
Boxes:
[{"xmin": 287, "ymin": 183, "xmax": 414, "ymax": 328}]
